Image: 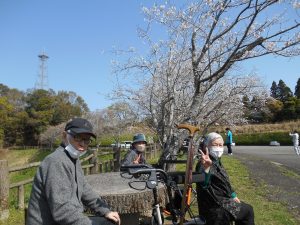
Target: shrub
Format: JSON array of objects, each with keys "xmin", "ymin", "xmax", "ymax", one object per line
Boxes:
[{"xmin": 234, "ymin": 132, "xmax": 291, "ymax": 146}]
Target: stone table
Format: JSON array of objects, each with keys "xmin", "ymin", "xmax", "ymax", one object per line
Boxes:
[{"xmin": 86, "ymin": 172, "xmax": 167, "ymax": 225}]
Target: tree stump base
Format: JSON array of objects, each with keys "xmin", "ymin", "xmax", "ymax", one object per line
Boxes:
[{"xmin": 86, "ymin": 172, "xmax": 167, "ymax": 225}]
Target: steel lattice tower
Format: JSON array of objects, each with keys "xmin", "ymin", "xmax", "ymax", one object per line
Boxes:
[{"xmin": 35, "ymin": 52, "xmax": 49, "ymax": 90}]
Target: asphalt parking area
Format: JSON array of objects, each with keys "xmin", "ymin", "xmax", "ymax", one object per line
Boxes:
[{"xmin": 234, "ymin": 154, "xmax": 300, "ymax": 221}]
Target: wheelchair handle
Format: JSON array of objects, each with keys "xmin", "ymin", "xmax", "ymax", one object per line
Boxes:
[{"xmin": 127, "ymin": 168, "xmax": 168, "ymax": 183}]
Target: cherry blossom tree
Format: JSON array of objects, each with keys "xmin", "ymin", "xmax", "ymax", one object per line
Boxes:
[
  {"xmin": 92, "ymin": 102, "xmax": 138, "ymax": 144},
  {"xmin": 39, "ymin": 123, "xmax": 65, "ymax": 150},
  {"xmin": 111, "ymin": 0, "xmax": 300, "ymax": 156}
]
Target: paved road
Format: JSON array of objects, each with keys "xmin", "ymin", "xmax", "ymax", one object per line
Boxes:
[
  {"xmin": 230, "ymin": 145, "xmax": 300, "ymax": 222},
  {"xmin": 232, "ymin": 145, "xmax": 300, "ymax": 174}
]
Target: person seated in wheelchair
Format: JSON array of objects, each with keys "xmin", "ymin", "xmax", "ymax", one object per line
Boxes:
[
  {"xmin": 195, "ymin": 132, "xmax": 255, "ymax": 225},
  {"xmin": 121, "ymin": 133, "xmax": 147, "ymax": 165}
]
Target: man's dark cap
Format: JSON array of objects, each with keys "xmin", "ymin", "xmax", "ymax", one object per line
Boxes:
[{"xmin": 65, "ymin": 118, "xmax": 96, "ymax": 138}]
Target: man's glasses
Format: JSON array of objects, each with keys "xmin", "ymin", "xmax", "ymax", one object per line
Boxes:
[{"xmin": 72, "ymin": 135, "xmax": 92, "ymax": 145}]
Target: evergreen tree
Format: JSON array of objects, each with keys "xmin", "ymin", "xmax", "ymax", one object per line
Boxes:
[
  {"xmin": 265, "ymin": 98, "xmax": 283, "ymax": 122},
  {"xmin": 0, "ymin": 84, "xmax": 89, "ymax": 146},
  {"xmin": 295, "ymin": 98, "xmax": 300, "ymax": 119},
  {"xmin": 279, "ymin": 97, "xmax": 297, "ymax": 120},
  {"xmin": 270, "ymin": 81, "xmax": 278, "ymax": 98},
  {"xmin": 277, "ymin": 79, "xmax": 293, "ymax": 102},
  {"xmin": 295, "ymin": 78, "xmax": 300, "ymax": 98}
]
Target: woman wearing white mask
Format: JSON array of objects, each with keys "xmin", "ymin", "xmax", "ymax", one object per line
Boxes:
[
  {"xmin": 195, "ymin": 132, "xmax": 255, "ymax": 225},
  {"xmin": 27, "ymin": 118, "xmax": 120, "ymax": 225},
  {"xmin": 121, "ymin": 133, "xmax": 147, "ymax": 165}
]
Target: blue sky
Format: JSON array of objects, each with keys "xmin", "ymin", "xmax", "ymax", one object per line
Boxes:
[{"xmin": 1, "ymin": 1, "xmax": 299, "ymax": 111}]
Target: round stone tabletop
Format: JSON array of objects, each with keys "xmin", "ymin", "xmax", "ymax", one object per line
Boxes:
[{"xmin": 85, "ymin": 172, "xmax": 167, "ymax": 214}]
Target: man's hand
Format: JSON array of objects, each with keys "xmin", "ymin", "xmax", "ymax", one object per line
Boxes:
[
  {"xmin": 133, "ymin": 154, "xmax": 141, "ymax": 164},
  {"xmin": 105, "ymin": 211, "xmax": 120, "ymax": 225},
  {"xmin": 199, "ymin": 148, "xmax": 212, "ymax": 170}
]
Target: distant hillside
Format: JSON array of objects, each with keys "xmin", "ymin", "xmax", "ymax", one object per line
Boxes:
[{"xmin": 212, "ymin": 120, "xmax": 300, "ymax": 134}]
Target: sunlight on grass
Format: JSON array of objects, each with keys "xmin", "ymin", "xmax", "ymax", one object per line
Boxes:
[
  {"xmin": 222, "ymin": 156, "xmax": 299, "ymax": 225},
  {"xmin": 276, "ymin": 165, "xmax": 300, "ymax": 180}
]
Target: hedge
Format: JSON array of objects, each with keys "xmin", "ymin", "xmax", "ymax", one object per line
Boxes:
[{"xmin": 231, "ymin": 131, "xmax": 292, "ymax": 146}]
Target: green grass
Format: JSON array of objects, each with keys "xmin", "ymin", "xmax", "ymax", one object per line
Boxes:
[
  {"xmin": 276, "ymin": 164, "xmax": 300, "ymax": 180},
  {"xmin": 222, "ymin": 156, "xmax": 299, "ymax": 225}
]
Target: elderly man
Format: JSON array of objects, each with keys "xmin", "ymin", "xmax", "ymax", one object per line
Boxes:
[
  {"xmin": 196, "ymin": 132, "xmax": 255, "ymax": 225},
  {"xmin": 26, "ymin": 118, "xmax": 120, "ymax": 225}
]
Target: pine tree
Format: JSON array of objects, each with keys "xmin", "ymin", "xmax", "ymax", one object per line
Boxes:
[{"xmin": 295, "ymin": 78, "xmax": 300, "ymax": 98}]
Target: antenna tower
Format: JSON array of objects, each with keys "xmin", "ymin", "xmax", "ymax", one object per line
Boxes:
[{"xmin": 35, "ymin": 51, "xmax": 49, "ymax": 90}]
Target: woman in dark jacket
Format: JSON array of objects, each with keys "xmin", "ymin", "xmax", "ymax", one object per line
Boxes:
[
  {"xmin": 121, "ymin": 133, "xmax": 147, "ymax": 165},
  {"xmin": 196, "ymin": 132, "xmax": 254, "ymax": 225}
]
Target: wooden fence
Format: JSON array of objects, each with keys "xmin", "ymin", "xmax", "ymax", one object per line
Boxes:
[{"xmin": 0, "ymin": 144, "xmax": 160, "ymax": 220}]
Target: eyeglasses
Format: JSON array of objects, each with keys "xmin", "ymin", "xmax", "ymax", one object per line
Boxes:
[{"xmin": 72, "ymin": 135, "xmax": 92, "ymax": 145}]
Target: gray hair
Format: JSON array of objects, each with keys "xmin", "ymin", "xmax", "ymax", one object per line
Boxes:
[{"xmin": 204, "ymin": 132, "xmax": 223, "ymax": 146}]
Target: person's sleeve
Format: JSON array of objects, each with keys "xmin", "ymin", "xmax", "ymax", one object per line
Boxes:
[
  {"xmin": 141, "ymin": 154, "xmax": 146, "ymax": 164},
  {"xmin": 121, "ymin": 151, "xmax": 135, "ymax": 166},
  {"xmin": 81, "ymin": 176, "xmax": 111, "ymax": 216},
  {"xmin": 231, "ymin": 192, "xmax": 237, "ymax": 198},
  {"xmin": 195, "ymin": 162, "xmax": 212, "ymax": 189},
  {"xmin": 229, "ymin": 132, "xmax": 233, "ymax": 143},
  {"xmin": 43, "ymin": 161, "xmax": 92, "ymax": 225},
  {"xmin": 202, "ymin": 169, "xmax": 212, "ymax": 189}
]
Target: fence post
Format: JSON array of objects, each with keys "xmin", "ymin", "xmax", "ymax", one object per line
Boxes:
[
  {"xmin": 99, "ymin": 163, "xmax": 103, "ymax": 173},
  {"xmin": 104, "ymin": 161, "xmax": 109, "ymax": 172},
  {"xmin": 90, "ymin": 149, "xmax": 99, "ymax": 174},
  {"xmin": 18, "ymin": 185, "xmax": 24, "ymax": 209},
  {"xmin": 145, "ymin": 146, "xmax": 151, "ymax": 160},
  {"xmin": 110, "ymin": 160, "xmax": 114, "ymax": 171},
  {"xmin": 153, "ymin": 144, "xmax": 157, "ymax": 158},
  {"xmin": 150, "ymin": 144, "xmax": 154, "ymax": 159},
  {"xmin": 0, "ymin": 160, "xmax": 9, "ymax": 220},
  {"xmin": 113, "ymin": 147, "xmax": 121, "ymax": 172}
]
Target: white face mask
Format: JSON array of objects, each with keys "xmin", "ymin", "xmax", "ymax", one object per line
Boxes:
[
  {"xmin": 65, "ymin": 134, "xmax": 87, "ymax": 159},
  {"xmin": 209, "ymin": 146, "xmax": 224, "ymax": 158},
  {"xmin": 135, "ymin": 144, "xmax": 146, "ymax": 152}
]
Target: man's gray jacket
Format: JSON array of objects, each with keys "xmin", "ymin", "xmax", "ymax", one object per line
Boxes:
[{"xmin": 26, "ymin": 146, "xmax": 110, "ymax": 225}]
